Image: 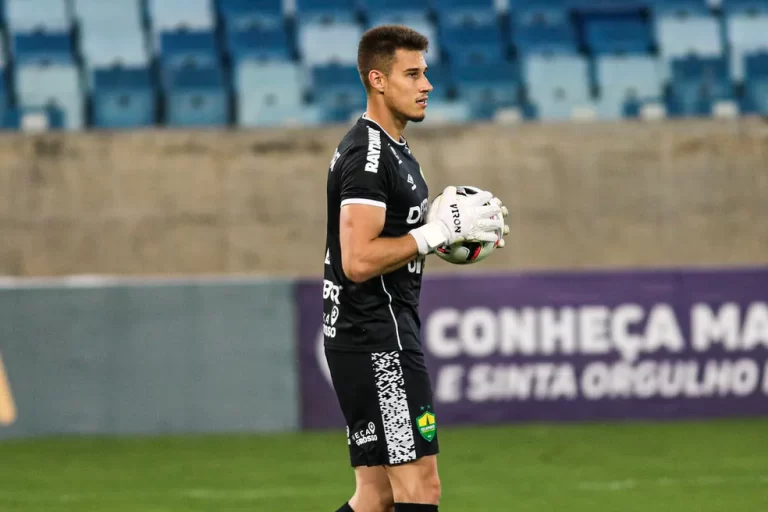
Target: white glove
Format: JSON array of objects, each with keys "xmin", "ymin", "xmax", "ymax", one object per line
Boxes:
[{"xmin": 409, "ymin": 186, "xmax": 505, "ymax": 256}]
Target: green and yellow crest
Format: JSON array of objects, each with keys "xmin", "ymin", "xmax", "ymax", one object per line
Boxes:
[{"xmin": 416, "ymin": 410, "xmax": 436, "ymax": 442}]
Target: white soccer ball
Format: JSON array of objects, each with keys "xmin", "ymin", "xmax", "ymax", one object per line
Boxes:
[{"xmin": 428, "ymin": 185, "xmax": 503, "ymax": 265}]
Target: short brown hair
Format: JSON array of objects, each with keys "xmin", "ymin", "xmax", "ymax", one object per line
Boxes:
[{"xmin": 357, "ymin": 25, "xmax": 429, "ymax": 92}]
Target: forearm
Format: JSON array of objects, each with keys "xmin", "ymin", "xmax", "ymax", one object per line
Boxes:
[{"xmin": 343, "ymin": 234, "xmax": 419, "ymax": 283}]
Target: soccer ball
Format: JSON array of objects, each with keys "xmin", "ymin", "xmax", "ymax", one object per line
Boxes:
[{"xmin": 428, "ymin": 185, "xmax": 503, "ymax": 265}]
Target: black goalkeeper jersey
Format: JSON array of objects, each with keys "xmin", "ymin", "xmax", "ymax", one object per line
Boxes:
[{"xmin": 323, "ymin": 114, "xmax": 430, "ymax": 353}]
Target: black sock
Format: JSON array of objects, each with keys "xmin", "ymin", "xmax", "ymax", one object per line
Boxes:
[
  {"xmin": 335, "ymin": 502, "xmax": 354, "ymax": 512},
  {"xmin": 394, "ymin": 504, "xmax": 438, "ymax": 511}
]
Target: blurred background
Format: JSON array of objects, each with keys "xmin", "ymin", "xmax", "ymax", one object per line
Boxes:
[{"xmin": 1, "ymin": 0, "xmax": 768, "ymax": 511}]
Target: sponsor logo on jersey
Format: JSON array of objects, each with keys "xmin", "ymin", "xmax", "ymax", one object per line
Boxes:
[
  {"xmin": 352, "ymin": 422, "xmax": 378, "ymax": 446},
  {"xmin": 365, "ymin": 127, "xmax": 382, "ymax": 173},
  {"xmin": 322, "ymin": 279, "xmax": 341, "ymax": 305}
]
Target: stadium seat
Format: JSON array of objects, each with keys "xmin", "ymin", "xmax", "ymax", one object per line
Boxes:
[
  {"xmin": 1, "ymin": 105, "xmax": 66, "ymax": 131},
  {"xmin": 158, "ymin": 30, "xmax": 220, "ymax": 73},
  {"xmin": 654, "ymin": 13, "xmax": 723, "ymax": 82},
  {"xmin": 511, "ymin": 15, "xmax": 578, "ymax": 55},
  {"xmin": 298, "ymin": 22, "xmax": 363, "ymax": 66},
  {"xmin": 164, "ymin": 65, "xmax": 229, "ymax": 127},
  {"xmin": 721, "ymin": 0, "xmax": 768, "ymax": 14},
  {"xmin": 13, "ymin": 31, "xmax": 74, "ymax": 65},
  {"xmin": 241, "ymin": 102, "xmax": 325, "ymax": 127},
  {"xmin": 433, "ymin": 0, "xmax": 497, "ymax": 29},
  {"xmin": 311, "ymin": 64, "xmax": 366, "ymax": 112},
  {"xmin": 15, "ymin": 63, "xmax": 85, "ymax": 130},
  {"xmin": 453, "ymin": 62, "xmax": 521, "ymax": 118},
  {"xmin": 667, "ymin": 55, "xmax": 734, "ymax": 117},
  {"xmin": 648, "ymin": 0, "xmax": 710, "ymax": 15},
  {"xmin": 741, "ymin": 51, "xmax": 768, "ymax": 113},
  {"xmin": 725, "ymin": 11, "xmax": 768, "ymax": 81},
  {"xmin": 226, "ymin": 26, "xmax": 292, "ymax": 63},
  {"xmin": 218, "ymin": 0, "xmax": 284, "ymax": 31},
  {"xmin": 523, "ymin": 54, "xmax": 592, "ymax": 120},
  {"xmin": 362, "ymin": 0, "xmax": 430, "ymax": 25},
  {"xmin": 0, "ymin": 70, "xmax": 9, "ymax": 118},
  {"xmin": 594, "ymin": 55, "xmax": 662, "ymax": 119},
  {"xmin": 149, "ymin": 0, "xmax": 214, "ymax": 33},
  {"xmin": 73, "ymin": 0, "xmax": 143, "ymax": 25},
  {"xmin": 441, "ymin": 25, "xmax": 506, "ymax": 65},
  {"xmin": 424, "ymin": 64, "xmax": 452, "ymax": 101},
  {"xmin": 6, "ymin": 0, "xmax": 71, "ymax": 32},
  {"xmin": 91, "ymin": 66, "xmax": 156, "ymax": 128},
  {"xmin": 235, "ymin": 61, "xmax": 306, "ymax": 124},
  {"xmin": 80, "ymin": 28, "xmax": 149, "ymax": 70},
  {"xmin": 581, "ymin": 11, "xmax": 652, "ymax": 55},
  {"xmin": 294, "ymin": 0, "xmax": 358, "ymax": 25}
]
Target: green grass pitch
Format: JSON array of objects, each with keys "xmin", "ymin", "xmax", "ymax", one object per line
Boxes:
[{"xmin": 2, "ymin": 418, "xmax": 767, "ymax": 511}]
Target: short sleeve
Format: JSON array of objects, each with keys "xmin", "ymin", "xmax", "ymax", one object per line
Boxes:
[{"xmin": 339, "ymin": 144, "xmax": 393, "ymax": 210}]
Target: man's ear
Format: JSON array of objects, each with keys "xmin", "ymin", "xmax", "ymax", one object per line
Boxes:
[{"xmin": 369, "ymin": 70, "xmax": 386, "ymax": 93}]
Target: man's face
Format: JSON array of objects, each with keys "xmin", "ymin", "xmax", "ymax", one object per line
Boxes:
[{"xmin": 381, "ymin": 49, "xmax": 433, "ymax": 123}]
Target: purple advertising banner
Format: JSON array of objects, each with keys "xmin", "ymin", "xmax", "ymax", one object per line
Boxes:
[{"xmin": 296, "ymin": 267, "xmax": 768, "ymax": 430}]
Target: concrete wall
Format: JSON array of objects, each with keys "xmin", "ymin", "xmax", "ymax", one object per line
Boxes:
[
  {"xmin": 0, "ymin": 278, "xmax": 298, "ymax": 439},
  {"xmin": 1, "ymin": 118, "xmax": 767, "ymax": 277}
]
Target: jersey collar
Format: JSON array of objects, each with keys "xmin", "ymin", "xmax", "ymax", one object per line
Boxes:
[{"xmin": 361, "ymin": 113, "xmax": 407, "ymax": 147}]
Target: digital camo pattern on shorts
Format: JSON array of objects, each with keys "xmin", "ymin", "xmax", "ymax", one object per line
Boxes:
[{"xmin": 372, "ymin": 351, "xmax": 417, "ymax": 465}]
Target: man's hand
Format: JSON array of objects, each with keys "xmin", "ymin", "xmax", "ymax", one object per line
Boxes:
[{"xmin": 409, "ymin": 186, "xmax": 505, "ymax": 256}]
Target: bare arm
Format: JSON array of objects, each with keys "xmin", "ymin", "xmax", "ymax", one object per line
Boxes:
[{"xmin": 340, "ymin": 204, "xmax": 419, "ymax": 284}]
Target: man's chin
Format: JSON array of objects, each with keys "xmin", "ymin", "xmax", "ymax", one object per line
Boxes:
[{"xmin": 406, "ymin": 111, "xmax": 427, "ymax": 123}]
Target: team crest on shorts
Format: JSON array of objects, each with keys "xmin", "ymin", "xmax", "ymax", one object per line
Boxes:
[{"xmin": 416, "ymin": 406, "xmax": 436, "ymax": 442}]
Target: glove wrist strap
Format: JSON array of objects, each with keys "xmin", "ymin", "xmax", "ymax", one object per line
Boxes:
[{"xmin": 409, "ymin": 223, "xmax": 448, "ymax": 255}]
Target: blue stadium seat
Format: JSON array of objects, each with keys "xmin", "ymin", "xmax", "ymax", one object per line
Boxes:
[
  {"xmin": 92, "ymin": 66, "xmax": 156, "ymax": 128},
  {"xmin": 74, "ymin": 0, "xmax": 143, "ymax": 24},
  {"xmin": 513, "ymin": 0, "xmax": 570, "ymax": 23},
  {"xmin": 13, "ymin": 31, "xmax": 74, "ymax": 65},
  {"xmin": 165, "ymin": 65, "xmax": 229, "ymax": 127},
  {"xmin": 648, "ymin": 0, "xmax": 710, "ymax": 15},
  {"xmin": 80, "ymin": 29, "xmax": 149, "ymax": 70},
  {"xmin": 6, "ymin": 0, "xmax": 71, "ymax": 32},
  {"xmin": 441, "ymin": 25, "xmax": 506, "ymax": 65},
  {"xmin": 226, "ymin": 26, "xmax": 291, "ymax": 63},
  {"xmin": 158, "ymin": 30, "xmax": 220, "ymax": 72},
  {"xmin": 311, "ymin": 64, "xmax": 366, "ymax": 112},
  {"xmin": 721, "ymin": 0, "xmax": 768, "ymax": 13},
  {"xmin": 1, "ymin": 105, "xmax": 66, "ymax": 131},
  {"xmin": 241, "ymin": 103, "xmax": 324, "ymax": 127},
  {"xmin": 523, "ymin": 54, "xmax": 591, "ymax": 120},
  {"xmin": 511, "ymin": 15, "xmax": 578, "ymax": 55},
  {"xmin": 581, "ymin": 11, "xmax": 652, "ymax": 55},
  {"xmin": 594, "ymin": 55, "xmax": 662, "ymax": 119},
  {"xmin": 725, "ymin": 11, "xmax": 768, "ymax": 81},
  {"xmin": 0, "ymin": 70, "xmax": 9, "ymax": 119},
  {"xmin": 362, "ymin": 0, "xmax": 430, "ymax": 25},
  {"xmin": 667, "ymin": 56, "xmax": 733, "ymax": 116},
  {"xmin": 15, "ymin": 63, "xmax": 84, "ymax": 129},
  {"xmin": 741, "ymin": 51, "xmax": 768, "ymax": 113},
  {"xmin": 298, "ymin": 22, "xmax": 363, "ymax": 66},
  {"xmin": 149, "ymin": 0, "xmax": 214, "ymax": 33},
  {"xmin": 655, "ymin": 13, "xmax": 723, "ymax": 82},
  {"xmin": 424, "ymin": 64, "xmax": 452, "ymax": 101},
  {"xmin": 453, "ymin": 62, "xmax": 520, "ymax": 118},
  {"xmin": 235, "ymin": 61, "xmax": 305, "ymax": 124},
  {"xmin": 434, "ymin": 0, "xmax": 497, "ymax": 29},
  {"xmin": 294, "ymin": 0, "xmax": 358, "ymax": 25},
  {"xmin": 218, "ymin": 0, "xmax": 284, "ymax": 30},
  {"xmin": 419, "ymin": 100, "xmax": 473, "ymax": 124}
]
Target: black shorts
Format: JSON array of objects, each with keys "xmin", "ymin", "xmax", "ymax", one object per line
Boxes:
[{"xmin": 325, "ymin": 348, "xmax": 440, "ymax": 467}]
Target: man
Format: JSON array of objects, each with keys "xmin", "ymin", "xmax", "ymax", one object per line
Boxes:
[{"xmin": 322, "ymin": 25, "xmax": 509, "ymax": 512}]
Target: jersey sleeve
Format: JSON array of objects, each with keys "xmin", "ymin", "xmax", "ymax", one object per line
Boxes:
[{"xmin": 339, "ymin": 144, "xmax": 394, "ymax": 210}]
